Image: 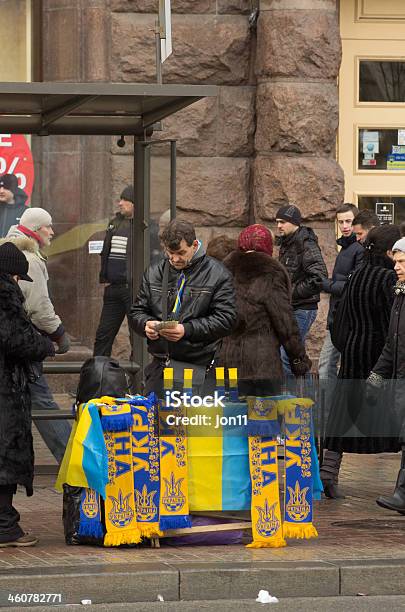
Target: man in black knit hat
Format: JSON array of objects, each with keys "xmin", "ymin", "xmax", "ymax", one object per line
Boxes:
[
  {"xmin": 94, "ymin": 185, "xmax": 134, "ymax": 357},
  {"xmin": 276, "ymin": 203, "xmax": 327, "ymax": 375}
]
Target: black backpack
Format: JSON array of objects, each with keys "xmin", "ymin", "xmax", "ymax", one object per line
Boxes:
[{"xmin": 76, "ymin": 356, "xmax": 130, "ymax": 404}]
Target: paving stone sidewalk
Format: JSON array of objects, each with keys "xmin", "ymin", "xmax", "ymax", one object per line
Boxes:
[{"xmin": 1, "ymin": 433, "xmax": 404, "ymax": 569}]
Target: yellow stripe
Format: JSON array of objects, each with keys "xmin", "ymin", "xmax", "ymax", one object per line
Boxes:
[
  {"xmin": 228, "ymin": 368, "xmax": 238, "ymax": 387},
  {"xmin": 62, "ymin": 405, "xmax": 92, "ymax": 489},
  {"xmin": 188, "ymin": 405, "xmax": 223, "ymax": 510},
  {"xmin": 164, "ymin": 367, "xmax": 173, "ymax": 390},
  {"xmin": 184, "ymin": 368, "xmax": 193, "ymax": 389}
]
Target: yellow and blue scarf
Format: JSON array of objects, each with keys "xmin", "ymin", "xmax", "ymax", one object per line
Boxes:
[
  {"xmin": 283, "ymin": 398, "xmax": 318, "ymax": 539},
  {"xmin": 159, "ymin": 368, "xmax": 191, "ymax": 530},
  {"xmin": 129, "ymin": 393, "xmax": 163, "ymax": 538},
  {"xmin": 95, "ymin": 398, "xmax": 141, "ymax": 546}
]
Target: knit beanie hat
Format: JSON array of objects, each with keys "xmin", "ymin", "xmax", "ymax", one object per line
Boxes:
[
  {"xmin": 0, "ymin": 173, "xmax": 18, "ymax": 195},
  {"xmin": 0, "ymin": 242, "xmax": 32, "ymax": 281},
  {"xmin": 392, "ymin": 237, "xmax": 405, "ymax": 253},
  {"xmin": 275, "ymin": 204, "xmax": 302, "ymax": 227},
  {"xmin": 120, "ymin": 185, "xmax": 134, "ymax": 204},
  {"xmin": 19, "ymin": 207, "xmax": 53, "ymax": 231},
  {"xmin": 238, "ymin": 224, "xmax": 273, "ymax": 257}
]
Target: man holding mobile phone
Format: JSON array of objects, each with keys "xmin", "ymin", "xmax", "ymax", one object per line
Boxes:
[{"xmin": 130, "ymin": 219, "xmax": 237, "ymax": 395}]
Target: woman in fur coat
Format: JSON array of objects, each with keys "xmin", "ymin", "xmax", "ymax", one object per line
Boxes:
[
  {"xmin": 0, "ymin": 242, "xmax": 54, "ymax": 547},
  {"xmin": 220, "ymin": 224, "xmax": 311, "ymax": 393}
]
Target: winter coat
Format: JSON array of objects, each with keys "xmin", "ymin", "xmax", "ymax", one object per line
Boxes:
[
  {"xmin": 220, "ymin": 251, "xmax": 310, "ymax": 385},
  {"xmin": 130, "ymin": 248, "xmax": 237, "ymax": 366},
  {"xmin": 277, "ymin": 226, "xmax": 327, "ymax": 310},
  {"xmin": 0, "ymin": 189, "xmax": 28, "ymax": 238},
  {"xmin": 0, "ymin": 274, "xmax": 54, "ymax": 494},
  {"xmin": 99, "ymin": 213, "xmax": 132, "ymax": 285},
  {"xmin": 1, "ymin": 228, "xmax": 63, "ymax": 338},
  {"xmin": 323, "ymin": 234, "xmax": 364, "ymax": 329},
  {"xmin": 325, "ymin": 257, "xmax": 399, "ymax": 453},
  {"xmin": 373, "ymin": 290, "xmax": 405, "ymax": 380}
]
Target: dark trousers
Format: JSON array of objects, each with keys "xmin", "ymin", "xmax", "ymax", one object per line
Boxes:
[
  {"xmin": 94, "ymin": 284, "xmax": 132, "ymax": 357},
  {"xmin": 0, "ymin": 484, "xmax": 23, "ymax": 543}
]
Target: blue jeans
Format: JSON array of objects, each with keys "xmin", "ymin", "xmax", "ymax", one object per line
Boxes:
[
  {"xmin": 281, "ymin": 308, "xmax": 317, "ymax": 376},
  {"xmin": 29, "ymin": 371, "xmax": 72, "ymax": 464}
]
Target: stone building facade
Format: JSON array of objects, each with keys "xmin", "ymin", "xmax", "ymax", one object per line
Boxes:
[{"xmin": 35, "ymin": 0, "xmax": 344, "ymax": 366}]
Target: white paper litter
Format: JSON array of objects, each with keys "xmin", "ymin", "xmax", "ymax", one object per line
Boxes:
[
  {"xmin": 157, "ymin": 594, "xmax": 165, "ymax": 602},
  {"xmin": 256, "ymin": 590, "xmax": 279, "ymax": 604},
  {"xmin": 80, "ymin": 600, "xmax": 92, "ymax": 606}
]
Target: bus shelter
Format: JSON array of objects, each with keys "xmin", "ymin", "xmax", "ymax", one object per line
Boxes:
[{"xmin": 0, "ymin": 81, "xmax": 217, "ymax": 381}]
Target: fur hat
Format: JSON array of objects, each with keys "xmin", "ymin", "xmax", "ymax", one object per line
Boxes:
[
  {"xmin": 20, "ymin": 207, "xmax": 53, "ymax": 231},
  {"xmin": 0, "ymin": 242, "xmax": 32, "ymax": 281}
]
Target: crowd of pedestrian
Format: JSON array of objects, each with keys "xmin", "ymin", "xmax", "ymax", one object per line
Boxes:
[{"xmin": 2, "ymin": 169, "xmax": 405, "ymax": 547}]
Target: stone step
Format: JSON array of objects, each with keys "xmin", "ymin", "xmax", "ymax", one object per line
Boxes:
[
  {"xmin": 5, "ymin": 595, "xmax": 405, "ymax": 612},
  {"xmin": 1, "ymin": 558, "xmax": 405, "ymax": 607}
]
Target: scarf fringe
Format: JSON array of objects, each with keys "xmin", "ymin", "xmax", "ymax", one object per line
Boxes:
[
  {"xmin": 159, "ymin": 515, "xmax": 192, "ymax": 531},
  {"xmin": 246, "ymin": 535, "xmax": 286, "ymax": 549},
  {"xmin": 78, "ymin": 521, "xmax": 104, "ymax": 539},
  {"xmin": 138, "ymin": 524, "xmax": 163, "ymax": 538},
  {"xmin": 283, "ymin": 523, "xmax": 318, "ymax": 540},
  {"xmin": 100, "ymin": 413, "xmax": 133, "ymax": 432},
  {"xmin": 104, "ymin": 529, "xmax": 142, "ymax": 547}
]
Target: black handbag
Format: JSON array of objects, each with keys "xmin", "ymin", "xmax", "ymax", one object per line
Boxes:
[
  {"xmin": 330, "ymin": 279, "xmax": 351, "ymax": 353},
  {"xmin": 76, "ymin": 356, "xmax": 130, "ymax": 404},
  {"xmin": 161, "ymin": 260, "xmax": 208, "ymax": 391}
]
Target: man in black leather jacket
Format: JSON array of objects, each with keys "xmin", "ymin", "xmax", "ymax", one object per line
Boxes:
[
  {"xmin": 276, "ymin": 204, "xmax": 327, "ymax": 374},
  {"xmin": 130, "ymin": 219, "xmax": 237, "ymax": 394}
]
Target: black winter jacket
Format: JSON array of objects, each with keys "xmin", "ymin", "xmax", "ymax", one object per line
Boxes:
[
  {"xmin": 323, "ymin": 234, "xmax": 364, "ymax": 329},
  {"xmin": 373, "ymin": 292, "xmax": 405, "ymax": 379},
  {"xmin": 99, "ymin": 213, "xmax": 132, "ymax": 285},
  {"xmin": 277, "ymin": 226, "xmax": 327, "ymax": 310},
  {"xmin": 129, "ymin": 251, "xmax": 237, "ymax": 366},
  {"xmin": 0, "ymin": 274, "xmax": 54, "ymax": 495},
  {"xmin": 0, "ymin": 188, "xmax": 28, "ymax": 238}
]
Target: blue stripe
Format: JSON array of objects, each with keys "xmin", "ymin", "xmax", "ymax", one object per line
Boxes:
[
  {"xmin": 82, "ymin": 403, "xmax": 108, "ymax": 499},
  {"xmin": 222, "ymin": 403, "xmax": 251, "ymax": 510}
]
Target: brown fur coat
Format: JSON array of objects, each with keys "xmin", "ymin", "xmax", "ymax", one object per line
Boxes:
[{"xmin": 220, "ymin": 251, "xmax": 309, "ymax": 383}]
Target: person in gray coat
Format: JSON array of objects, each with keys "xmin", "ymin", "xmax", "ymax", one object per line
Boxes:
[{"xmin": 3, "ymin": 207, "xmax": 71, "ymax": 463}]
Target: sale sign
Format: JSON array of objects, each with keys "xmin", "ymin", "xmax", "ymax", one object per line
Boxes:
[{"xmin": 0, "ymin": 134, "xmax": 34, "ymax": 203}]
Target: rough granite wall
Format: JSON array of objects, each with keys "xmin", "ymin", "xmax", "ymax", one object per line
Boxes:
[
  {"xmin": 255, "ymin": 0, "xmax": 344, "ymax": 361},
  {"xmin": 38, "ymin": 0, "xmax": 344, "ymax": 364}
]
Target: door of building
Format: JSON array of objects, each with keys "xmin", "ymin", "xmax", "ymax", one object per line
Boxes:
[{"xmin": 339, "ymin": 0, "xmax": 405, "ymax": 224}]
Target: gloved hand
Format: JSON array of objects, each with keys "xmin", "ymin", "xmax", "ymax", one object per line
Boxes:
[
  {"xmin": 291, "ymin": 354, "xmax": 312, "ymax": 377},
  {"xmin": 55, "ymin": 332, "xmax": 71, "ymax": 354},
  {"xmin": 366, "ymin": 371, "xmax": 384, "ymax": 407}
]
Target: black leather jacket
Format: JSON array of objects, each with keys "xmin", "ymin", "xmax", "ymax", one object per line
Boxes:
[
  {"xmin": 277, "ymin": 226, "xmax": 327, "ymax": 310},
  {"xmin": 130, "ymin": 251, "xmax": 237, "ymax": 366}
]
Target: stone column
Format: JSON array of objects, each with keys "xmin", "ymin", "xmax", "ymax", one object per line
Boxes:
[
  {"xmin": 36, "ymin": 0, "xmax": 111, "ymax": 353},
  {"xmin": 254, "ymin": 0, "xmax": 344, "ymax": 357}
]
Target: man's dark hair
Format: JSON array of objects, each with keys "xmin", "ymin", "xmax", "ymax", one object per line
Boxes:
[
  {"xmin": 160, "ymin": 218, "xmax": 196, "ymax": 250},
  {"xmin": 336, "ymin": 203, "xmax": 358, "ymax": 216},
  {"xmin": 352, "ymin": 209, "xmax": 380, "ymax": 229},
  {"xmin": 400, "ymin": 221, "xmax": 405, "ymax": 237}
]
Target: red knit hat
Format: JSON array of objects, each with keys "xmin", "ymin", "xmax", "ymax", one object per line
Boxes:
[{"xmin": 238, "ymin": 224, "xmax": 273, "ymax": 256}]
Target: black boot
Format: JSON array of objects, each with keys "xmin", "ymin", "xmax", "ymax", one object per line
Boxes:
[
  {"xmin": 320, "ymin": 449, "xmax": 345, "ymax": 499},
  {"xmin": 376, "ymin": 449, "xmax": 405, "ymax": 514}
]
